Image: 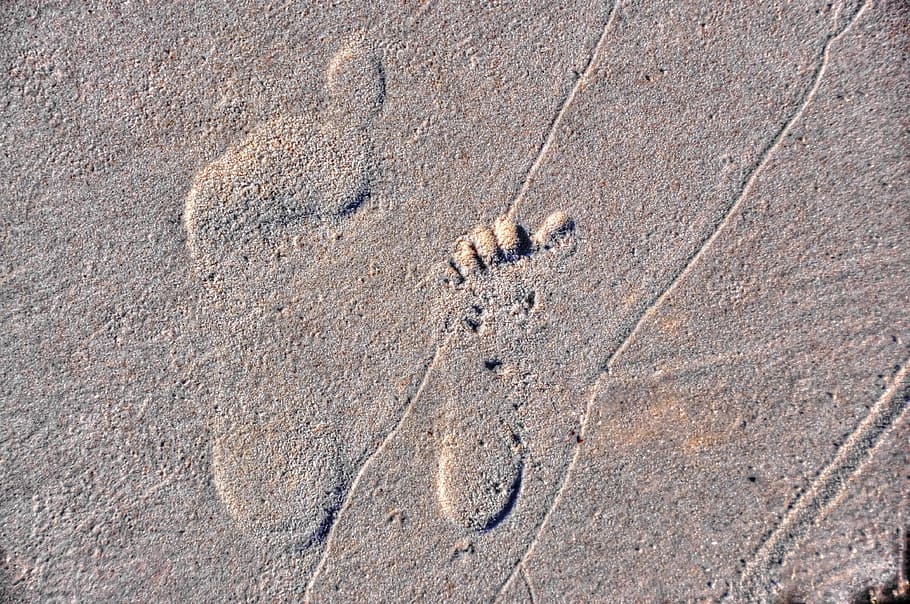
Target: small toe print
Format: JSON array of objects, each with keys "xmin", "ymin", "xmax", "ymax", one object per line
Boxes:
[
  {"xmin": 469, "ymin": 225, "xmax": 499, "ymax": 267},
  {"xmin": 325, "ymin": 32, "xmax": 386, "ymax": 127},
  {"xmin": 493, "ymin": 215, "xmax": 522, "ymax": 259},
  {"xmin": 532, "ymin": 210, "xmax": 573, "ymax": 249},
  {"xmin": 447, "ymin": 211, "xmax": 569, "ymax": 284},
  {"xmin": 453, "ymin": 238, "xmax": 481, "ymax": 277}
]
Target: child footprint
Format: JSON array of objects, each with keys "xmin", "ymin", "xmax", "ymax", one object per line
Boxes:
[
  {"xmin": 303, "ymin": 210, "xmax": 577, "ymax": 599},
  {"xmin": 183, "ymin": 33, "xmax": 431, "ymax": 553},
  {"xmin": 434, "ymin": 211, "xmax": 575, "ymax": 532}
]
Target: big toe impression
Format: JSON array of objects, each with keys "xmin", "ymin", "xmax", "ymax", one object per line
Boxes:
[{"xmin": 325, "ymin": 33, "xmax": 385, "ymax": 127}]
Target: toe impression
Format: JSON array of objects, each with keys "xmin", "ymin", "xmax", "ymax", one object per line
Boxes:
[
  {"xmin": 532, "ymin": 210, "xmax": 573, "ymax": 249},
  {"xmin": 325, "ymin": 32, "xmax": 385, "ymax": 129}
]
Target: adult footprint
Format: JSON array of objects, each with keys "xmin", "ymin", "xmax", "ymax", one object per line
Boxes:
[
  {"xmin": 183, "ymin": 34, "xmax": 433, "ymax": 554},
  {"xmin": 185, "ymin": 33, "xmax": 383, "ymax": 292}
]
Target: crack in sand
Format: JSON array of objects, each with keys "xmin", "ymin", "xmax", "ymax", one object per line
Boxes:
[
  {"xmin": 604, "ymin": 1, "xmax": 868, "ymax": 375},
  {"xmin": 304, "ymin": 342, "xmax": 447, "ymax": 600},
  {"xmin": 494, "ymin": 1, "xmax": 873, "ymax": 599},
  {"xmin": 521, "ymin": 565, "xmax": 539, "ymax": 604}
]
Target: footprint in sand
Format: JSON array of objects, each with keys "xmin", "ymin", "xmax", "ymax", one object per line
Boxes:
[
  {"xmin": 434, "ymin": 210, "xmax": 574, "ymax": 532},
  {"xmin": 183, "ymin": 33, "xmax": 408, "ymax": 550},
  {"xmin": 185, "ymin": 32, "xmax": 383, "ymax": 286},
  {"xmin": 184, "ymin": 22, "xmax": 573, "ymax": 558}
]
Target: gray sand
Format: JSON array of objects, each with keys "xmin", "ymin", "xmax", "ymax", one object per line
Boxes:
[{"xmin": 1, "ymin": 1, "xmax": 908, "ymax": 602}]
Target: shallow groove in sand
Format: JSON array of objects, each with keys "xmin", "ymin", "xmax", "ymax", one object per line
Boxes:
[
  {"xmin": 494, "ymin": 1, "xmax": 872, "ymax": 598},
  {"xmin": 303, "ymin": 343, "xmax": 446, "ymax": 599},
  {"xmin": 505, "ymin": 2, "xmax": 619, "ymax": 220},
  {"xmin": 729, "ymin": 360, "xmax": 909, "ymax": 602}
]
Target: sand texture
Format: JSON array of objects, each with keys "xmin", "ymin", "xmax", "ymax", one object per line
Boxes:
[{"xmin": 1, "ymin": 1, "xmax": 908, "ymax": 602}]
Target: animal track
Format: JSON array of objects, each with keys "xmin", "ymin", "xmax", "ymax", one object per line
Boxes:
[{"xmin": 435, "ymin": 211, "xmax": 574, "ymax": 531}]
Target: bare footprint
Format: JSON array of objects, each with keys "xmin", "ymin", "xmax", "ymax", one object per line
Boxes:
[
  {"xmin": 185, "ymin": 34, "xmax": 383, "ymax": 292},
  {"xmin": 210, "ymin": 415, "xmax": 345, "ymax": 547},
  {"xmin": 434, "ymin": 211, "xmax": 575, "ymax": 532},
  {"xmin": 183, "ymin": 33, "xmax": 424, "ymax": 553}
]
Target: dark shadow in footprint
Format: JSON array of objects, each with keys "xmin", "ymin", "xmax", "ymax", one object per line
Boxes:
[{"xmin": 479, "ymin": 458, "xmax": 524, "ymax": 533}]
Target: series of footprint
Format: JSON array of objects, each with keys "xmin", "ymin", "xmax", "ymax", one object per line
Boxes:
[{"xmin": 184, "ymin": 34, "xmax": 574, "ymax": 549}]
